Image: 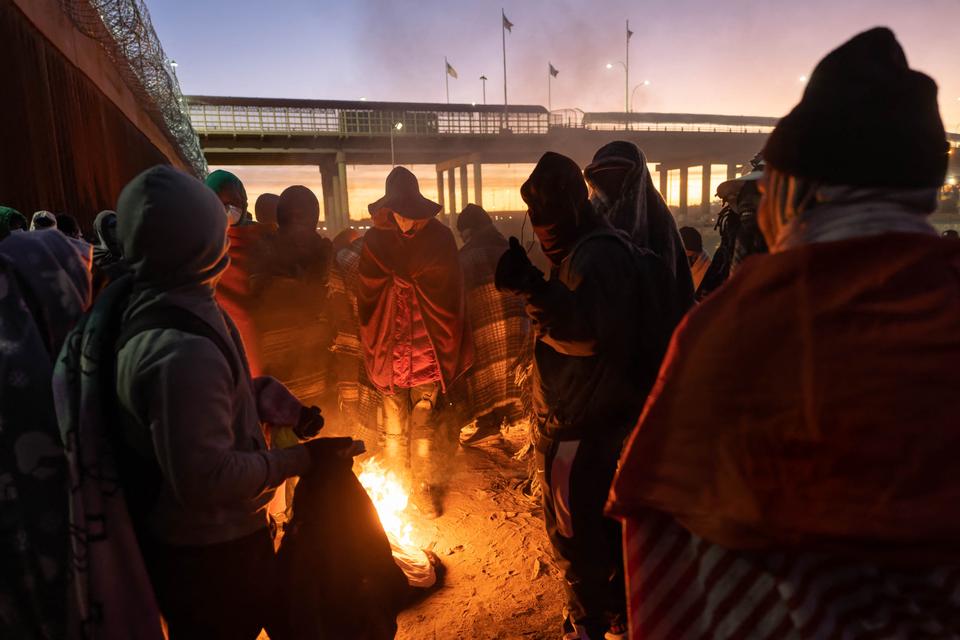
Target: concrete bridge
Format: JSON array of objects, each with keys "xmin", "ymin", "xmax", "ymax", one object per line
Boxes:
[{"xmin": 188, "ymin": 95, "xmax": 960, "ymax": 232}]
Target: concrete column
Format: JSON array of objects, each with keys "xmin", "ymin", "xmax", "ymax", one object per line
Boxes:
[
  {"xmin": 330, "ymin": 175, "xmax": 342, "ymax": 233},
  {"xmin": 657, "ymin": 164, "xmax": 668, "ymax": 200},
  {"xmin": 679, "ymin": 166, "xmax": 689, "ymax": 219},
  {"xmin": 437, "ymin": 170, "xmax": 445, "ymax": 213},
  {"xmin": 336, "ymin": 152, "xmax": 349, "ymax": 231},
  {"xmin": 318, "ymin": 161, "xmax": 337, "ymax": 231},
  {"xmin": 727, "ymin": 164, "xmax": 737, "ymax": 181},
  {"xmin": 473, "ymin": 162, "xmax": 483, "ymax": 207},
  {"xmin": 701, "ymin": 163, "xmax": 712, "ymax": 217},
  {"xmin": 459, "ymin": 164, "xmax": 469, "ymax": 208},
  {"xmin": 447, "ymin": 168, "xmax": 457, "ymax": 220}
]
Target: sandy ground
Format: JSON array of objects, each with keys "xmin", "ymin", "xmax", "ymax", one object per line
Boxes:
[{"xmin": 394, "ymin": 426, "xmax": 565, "ymax": 640}]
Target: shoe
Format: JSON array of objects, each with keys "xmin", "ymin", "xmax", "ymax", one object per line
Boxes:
[
  {"xmin": 604, "ymin": 624, "xmax": 627, "ymax": 640},
  {"xmin": 459, "ymin": 420, "xmax": 503, "ymax": 446},
  {"xmin": 413, "ymin": 482, "xmax": 444, "ymax": 519}
]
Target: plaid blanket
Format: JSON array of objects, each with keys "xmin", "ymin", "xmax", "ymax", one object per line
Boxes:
[{"xmin": 624, "ymin": 511, "xmax": 960, "ymax": 639}]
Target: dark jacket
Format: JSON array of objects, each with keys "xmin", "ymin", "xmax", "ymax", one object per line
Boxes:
[{"xmin": 528, "ymin": 228, "xmax": 679, "ymax": 441}]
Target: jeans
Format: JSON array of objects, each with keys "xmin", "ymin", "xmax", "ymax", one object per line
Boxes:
[{"xmin": 381, "ymin": 382, "xmax": 449, "ymax": 488}]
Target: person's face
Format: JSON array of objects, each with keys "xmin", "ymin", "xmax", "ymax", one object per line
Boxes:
[
  {"xmin": 686, "ymin": 249, "xmax": 698, "ymax": 266},
  {"xmin": 587, "ymin": 164, "xmax": 630, "ymax": 202},
  {"xmin": 219, "ymin": 184, "xmax": 248, "ymax": 225},
  {"xmin": 393, "ymin": 212, "xmax": 416, "ymax": 234}
]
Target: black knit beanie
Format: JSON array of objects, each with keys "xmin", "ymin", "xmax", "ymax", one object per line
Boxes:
[
  {"xmin": 457, "ymin": 203, "xmax": 493, "ymax": 232},
  {"xmin": 764, "ymin": 27, "xmax": 947, "ymax": 188}
]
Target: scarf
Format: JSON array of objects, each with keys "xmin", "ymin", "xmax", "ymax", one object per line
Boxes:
[{"xmin": 760, "ymin": 168, "xmax": 938, "ymax": 251}]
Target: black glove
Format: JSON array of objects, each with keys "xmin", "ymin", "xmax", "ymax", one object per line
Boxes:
[
  {"xmin": 495, "ymin": 237, "xmax": 545, "ymax": 295},
  {"xmin": 303, "ymin": 437, "xmax": 366, "ymax": 467},
  {"xmin": 292, "ymin": 405, "xmax": 324, "ymax": 440}
]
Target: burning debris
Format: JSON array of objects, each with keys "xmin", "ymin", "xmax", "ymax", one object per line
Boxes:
[{"xmin": 357, "ymin": 457, "xmax": 438, "ymax": 589}]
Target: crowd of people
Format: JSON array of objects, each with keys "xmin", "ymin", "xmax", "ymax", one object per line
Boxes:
[{"xmin": 2, "ymin": 25, "xmax": 959, "ymax": 640}]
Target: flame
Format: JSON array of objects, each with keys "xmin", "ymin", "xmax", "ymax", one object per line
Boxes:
[{"xmin": 357, "ymin": 457, "xmax": 415, "ymax": 547}]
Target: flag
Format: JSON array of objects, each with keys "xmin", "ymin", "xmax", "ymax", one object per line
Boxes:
[
  {"xmin": 446, "ymin": 59, "xmax": 458, "ymax": 79},
  {"xmin": 627, "ymin": 20, "xmax": 634, "ymax": 40},
  {"xmin": 549, "ymin": 63, "xmax": 559, "ymax": 78},
  {"xmin": 502, "ymin": 11, "xmax": 513, "ymax": 32}
]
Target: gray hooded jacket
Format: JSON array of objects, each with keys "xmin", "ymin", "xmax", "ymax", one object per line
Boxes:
[{"xmin": 115, "ymin": 166, "xmax": 309, "ymax": 546}]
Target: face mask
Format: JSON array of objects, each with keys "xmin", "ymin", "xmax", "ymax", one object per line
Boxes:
[{"xmin": 225, "ymin": 204, "xmax": 243, "ymax": 226}]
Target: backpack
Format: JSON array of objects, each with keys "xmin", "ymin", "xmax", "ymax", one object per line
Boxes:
[{"xmin": 108, "ymin": 281, "xmax": 242, "ymax": 524}]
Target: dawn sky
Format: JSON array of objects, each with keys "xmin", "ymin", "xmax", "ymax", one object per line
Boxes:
[{"xmin": 146, "ymin": 0, "xmax": 960, "ymax": 219}]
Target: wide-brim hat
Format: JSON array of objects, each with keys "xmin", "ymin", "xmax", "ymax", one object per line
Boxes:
[{"xmin": 368, "ymin": 166, "xmax": 442, "ymax": 220}]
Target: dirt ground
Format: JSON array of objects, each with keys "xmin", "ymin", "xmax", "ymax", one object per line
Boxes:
[{"xmin": 393, "ymin": 424, "xmax": 565, "ymax": 640}]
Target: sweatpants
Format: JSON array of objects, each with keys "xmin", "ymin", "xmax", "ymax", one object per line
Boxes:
[
  {"xmin": 536, "ymin": 433, "xmax": 627, "ymax": 634},
  {"xmin": 140, "ymin": 527, "xmax": 279, "ymax": 640}
]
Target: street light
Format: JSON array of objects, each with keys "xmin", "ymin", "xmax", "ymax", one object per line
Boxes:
[
  {"xmin": 630, "ymin": 80, "xmax": 650, "ymax": 112},
  {"xmin": 390, "ymin": 121, "xmax": 403, "ymax": 166},
  {"xmin": 605, "ymin": 61, "xmax": 629, "ymax": 112}
]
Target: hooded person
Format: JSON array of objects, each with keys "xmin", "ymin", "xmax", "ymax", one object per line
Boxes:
[
  {"xmin": 358, "ymin": 166, "xmax": 473, "ymax": 518},
  {"xmin": 495, "ymin": 152, "xmax": 680, "ymax": 640},
  {"xmin": 206, "ymin": 169, "xmax": 274, "ymax": 375},
  {"xmin": 454, "ymin": 203, "xmax": 530, "ymax": 446},
  {"xmin": 678, "ymin": 226, "xmax": 711, "ymax": 293},
  {"xmin": 0, "ymin": 205, "xmax": 28, "ymax": 239},
  {"xmin": 255, "ymin": 192, "xmax": 280, "ymax": 230},
  {"xmin": 30, "ymin": 210, "xmax": 57, "ymax": 230},
  {"xmin": 55, "ymin": 214, "xmax": 83, "ymax": 240},
  {"xmin": 0, "ymin": 230, "xmax": 91, "ymax": 640},
  {"xmin": 584, "ymin": 141, "xmax": 695, "ymax": 308},
  {"xmin": 607, "ymin": 28, "xmax": 960, "ymax": 639},
  {"xmin": 91, "ymin": 209, "xmax": 128, "ymax": 296},
  {"xmin": 53, "ymin": 166, "xmax": 328, "ymax": 640}
]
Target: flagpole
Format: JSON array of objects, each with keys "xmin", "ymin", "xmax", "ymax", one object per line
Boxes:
[
  {"xmin": 445, "ymin": 57, "xmax": 450, "ymax": 104},
  {"xmin": 548, "ymin": 64, "xmax": 552, "ymax": 112},
  {"xmin": 625, "ymin": 20, "xmax": 630, "ymax": 113},
  {"xmin": 501, "ymin": 9, "xmax": 508, "ymax": 130}
]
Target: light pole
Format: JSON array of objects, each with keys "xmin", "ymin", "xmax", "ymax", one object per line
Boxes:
[
  {"xmin": 605, "ymin": 61, "xmax": 628, "ymax": 112},
  {"xmin": 629, "ymin": 80, "xmax": 651, "ymax": 112},
  {"xmin": 480, "ymin": 75, "xmax": 488, "ymax": 105},
  {"xmin": 389, "ymin": 121, "xmax": 403, "ymax": 166}
]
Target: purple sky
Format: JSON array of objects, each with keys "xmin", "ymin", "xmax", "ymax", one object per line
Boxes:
[{"xmin": 148, "ymin": 0, "xmax": 960, "ymax": 127}]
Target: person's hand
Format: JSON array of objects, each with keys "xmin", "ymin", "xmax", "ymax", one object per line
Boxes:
[
  {"xmin": 495, "ymin": 237, "xmax": 545, "ymax": 295},
  {"xmin": 303, "ymin": 437, "xmax": 366, "ymax": 468},
  {"xmin": 292, "ymin": 405, "xmax": 324, "ymax": 440}
]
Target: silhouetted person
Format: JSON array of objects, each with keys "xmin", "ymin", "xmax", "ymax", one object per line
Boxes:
[
  {"xmin": 256, "ymin": 192, "xmax": 280, "ymax": 230},
  {"xmin": 496, "ymin": 153, "xmax": 679, "ymax": 640},
  {"xmin": 0, "ymin": 206, "xmax": 28, "ymax": 239},
  {"xmin": 358, "ymin": 167, "xmax": 472, "ymax": 518}
]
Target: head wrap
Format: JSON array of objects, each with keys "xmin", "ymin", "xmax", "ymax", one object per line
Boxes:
[
  {"xmin": 0, "ymin": 206, "xmax": 28, "ymax": 239},
  {"xmin": 203, "ymin": 169, "xmax": 243, "ymax": 195},
  {"xmin": 31, "ymin": 211, "xmax": 57, "ymax": 230}
]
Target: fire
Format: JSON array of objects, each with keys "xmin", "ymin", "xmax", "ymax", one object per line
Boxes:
[
  {"xmin": 357, "ymin": 457, "xmax": 438, "ymax": 588},
  {"xmin": 357, "ymin": 457, "xmax": 415, "ymax": 547}
]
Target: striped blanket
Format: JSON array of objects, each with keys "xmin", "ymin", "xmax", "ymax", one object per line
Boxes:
[{"xmin": 624, "ymin": 511, "xmax": 960, "ymax": 639}]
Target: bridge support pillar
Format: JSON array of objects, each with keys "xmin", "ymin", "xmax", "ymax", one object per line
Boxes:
[
  {"xmin": 447, "ymin": 168, "xmax": 457, "ymax": 227},
  {"xmin": 336, "ymin": 152, "xmax": 350, "ymax": 231},
  {"xmin": 437, "ymin": 170, "xmax": 445, "ymax": 214},
  {"xmin": 473, "ymin": 162, "xmax": 483, "ymax": 207},
  {"xmin": 727, "ymin": 164, "xmax": 737, "ymax": 181},
  {"xmin": 460, "ymin": 164, "xmax": 469, "ymax": 209},
  {"xmin": 679, "ymin": 166, "xmax": 689, "ymax": 220},
  {"xmin": 701, "ymin": 164, "xmax": 712, "ymax": 217},
  {"xmin": 318, "ymin": 161, "xmax": 337, "ymax": 231},
  {"xmin": 656, "ymin": 164, "xmax": 668, "ymax": 201}
]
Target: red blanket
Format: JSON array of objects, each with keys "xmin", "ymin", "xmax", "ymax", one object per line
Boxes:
[
  {"xmin": 358, "ymin": 214, "xmax": 472, "ymax": 392},
  {"xmin": 609, "ymin": 233, "xmax": 960, "ymax": 564},
  {"xmin": 216, "ymin": 224, "xmax": 273, "ymax": 376}
]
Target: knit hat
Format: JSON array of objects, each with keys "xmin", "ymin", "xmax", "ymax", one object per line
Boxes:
[
  {"xmin": 457, "ymin": 203, "xmax": 493, "ymax": 232},
  {"xmin": 204, "ymin": 169, "xmax": 244, "ymax": 195},
  {"xmin": 764, "ymin": 27, "xmax": 947, "ymax": 188}
]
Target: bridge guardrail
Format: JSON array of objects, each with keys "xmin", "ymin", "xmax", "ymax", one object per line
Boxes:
[{"xmin": 188, "ymin": 103, "xmax": 550, "ymax": 136}]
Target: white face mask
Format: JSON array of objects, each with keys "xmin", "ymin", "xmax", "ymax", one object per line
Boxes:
[{"xmin": 225, "ymin": 204, "xmax": 243, "ymax": 226}]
